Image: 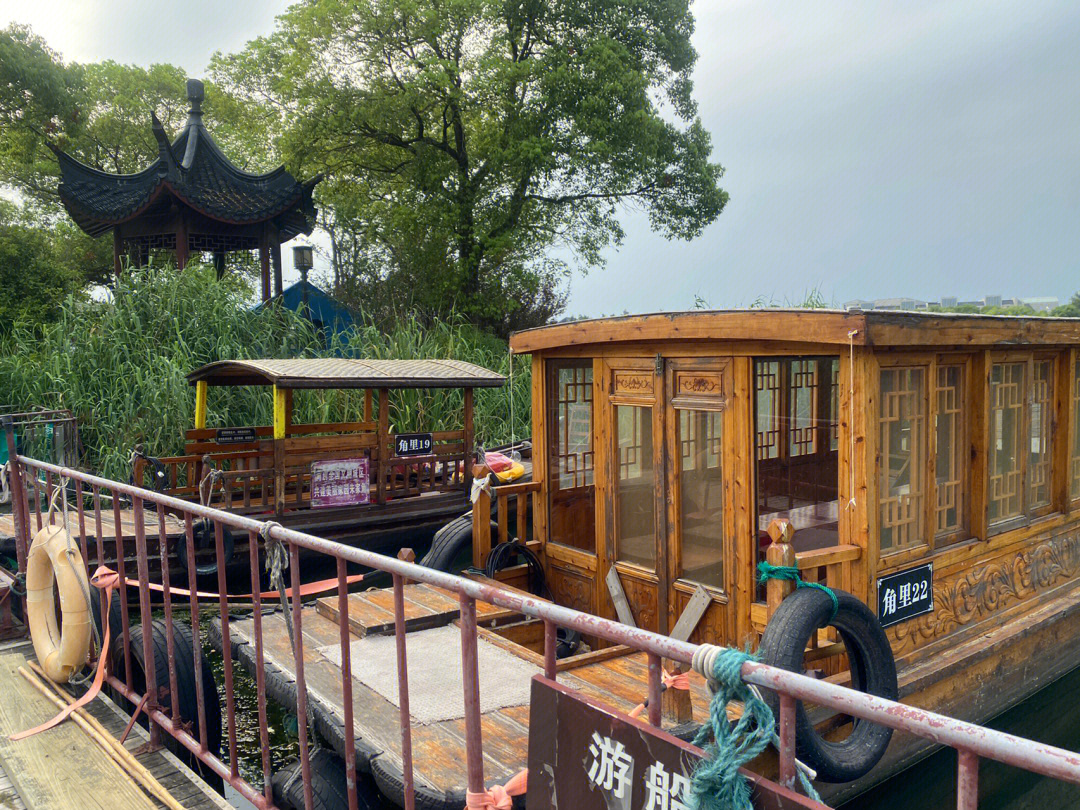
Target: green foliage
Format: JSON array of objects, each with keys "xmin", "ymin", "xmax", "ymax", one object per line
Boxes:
[
  {"xmin": 0, "ymin": 265, "xmax": 529, "ymax": 480},
  {"xmin": 212, "ymin": 0, "xmax": 727, "ymax": 335},
  {"xmin": 0, "ymin": 199, "xmax": 93, "ymax": 329}
]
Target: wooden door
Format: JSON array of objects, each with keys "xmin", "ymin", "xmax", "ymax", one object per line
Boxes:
[
  {"xmin": 603, "ymin": 358, "xmax": 667, "ymax": 633},
  {"xmin": 664, "ymin": 358, "xmax": 735, "ymax": 645}
]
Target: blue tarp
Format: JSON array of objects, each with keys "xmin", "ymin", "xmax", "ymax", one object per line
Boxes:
[{"xmin": 255, "ymin": 280, "xmax": 359, "ymax": 346}]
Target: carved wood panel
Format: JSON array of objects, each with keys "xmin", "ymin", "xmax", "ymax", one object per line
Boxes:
[
  {"xmin": 549, "ymin": 564, "xmax": 595, "ymax": 616},
  {"xmin": 618, "ymin": 572, "xmax": 659, "ymax": 632},
  {"xmin": 889, "ymin": 526, "xmax": 1080, "ymax": 657},
  {"xmin": 613, "ymin": 371, "xmax": 654, "ymax": 397}
]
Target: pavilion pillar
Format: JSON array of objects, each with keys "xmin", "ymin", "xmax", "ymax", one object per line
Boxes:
[
  {"xmin": 112, "ymin": 230, "xmax": 123, "ymax": 278},
  {"xmin": 175, "ymin": 214, "xmax": 189, "ymax": 270},
  {"xmin": 174, "ymin": 212, "xmax": 190, "ymax": 270},
  {"xmin": 259, "ymin": 230, "xmax": 271, "ymax": 302},
  {"xmin": 271, "ymin": 236, "xmax": 283, "ymax": 298}
]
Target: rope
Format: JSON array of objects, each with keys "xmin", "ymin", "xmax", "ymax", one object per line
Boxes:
[
  {"xmin": 464, "ymin": 768, "xmax": 527, "ymax": 810},
  {"xmin": 757, "ymin": 561, "xmax": 839, "ymax": 621},
  {"xmin": 687, "ymin": 648, "xmax": 774, "ymax": 810},
  {"xmin": 690, "ymin": 646, "xmax": 824, "ymax": 806},
  {"xmin": 261, "ymin": 521, "xmax": 320, "ymax": 775},
  {"xmin": 627, "ymin": 668, "xmax": 691, "ymax": 719}
]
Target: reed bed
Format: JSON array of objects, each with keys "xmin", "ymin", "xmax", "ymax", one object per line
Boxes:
[{"xmin": 0, "ymin": 264, "xmax": 531, "ymax": 480}]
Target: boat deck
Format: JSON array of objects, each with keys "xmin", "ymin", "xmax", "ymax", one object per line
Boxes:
[
  {"xmin": 0, "ymin": 508, "xmax": 186, "ymax": 553},
  {"xmin": 219, "ymin": 582, "xmax": 714, "ymax": 804},
  {"xmin": 0, "ymin": 640, "xmax": 230, "ymax": 810}
]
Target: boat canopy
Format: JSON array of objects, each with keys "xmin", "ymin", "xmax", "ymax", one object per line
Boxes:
[{"xmin": 187, "ymin": 358, "xmax": 505, "ymax": 389}]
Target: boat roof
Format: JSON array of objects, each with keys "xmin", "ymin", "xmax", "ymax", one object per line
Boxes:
[
  {"xmin": 188, "ymin": 358, "xmax": 505, "ymax": 389},
  {"xmin": 509, "ymin": 308, "xmax": 1080, "ymax": 353}
]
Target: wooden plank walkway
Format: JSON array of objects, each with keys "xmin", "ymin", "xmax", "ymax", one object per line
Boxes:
[{"xmin": 0, "ymin": 641, "xmax": 229, "ymax": 810}]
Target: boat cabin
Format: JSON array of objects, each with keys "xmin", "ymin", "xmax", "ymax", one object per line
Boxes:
[
  {"xmin": 135, "ymin": 358, "xmax": 504, "ymax": 539},
  {"xmin": 489, "ymin": 309, "xmax": 1080, "ymax": 668}
]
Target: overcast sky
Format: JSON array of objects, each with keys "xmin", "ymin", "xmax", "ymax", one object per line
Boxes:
[{"xmin": 2, "ymin": 0, "xmax": 1078, "ymax": 313}]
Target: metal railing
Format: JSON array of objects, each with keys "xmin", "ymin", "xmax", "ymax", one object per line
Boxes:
[{"xmin": 4, "ymin": 441, "xmax": 1080, "ymax": 809}]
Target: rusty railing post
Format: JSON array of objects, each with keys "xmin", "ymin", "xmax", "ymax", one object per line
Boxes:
[
  {"xmin": 394, "ymin": 548, "xmax": 416, "ymax": 810},
  {"xmin": 957, "ymin": 749, "xmax": 979, "ymax": 810},
  {"xmin": 2, "ymin": 417, "xmax": 29, "ymax": 603},
  {"xmin": 459, "ymin": 592, "xmax": 485, "ymax": 801}
]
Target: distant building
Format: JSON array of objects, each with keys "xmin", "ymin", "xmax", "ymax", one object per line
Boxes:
[
  {"xmin": 1021, "ymin": 297, "xmax": 1060, "ymax": 312},
  {"xmin": 846, "ymin": 294, "xmax": 1059, "ymax": 313}
]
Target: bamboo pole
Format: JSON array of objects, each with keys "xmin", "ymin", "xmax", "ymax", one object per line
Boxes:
[{"xmin": 19, "ymin": 664, "xmax": 187, "ymax": 810}]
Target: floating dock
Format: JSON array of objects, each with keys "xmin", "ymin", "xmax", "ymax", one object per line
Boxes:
[{"xmin": 0, "ymin": 640, "xmax": 230, "ymax": 810}]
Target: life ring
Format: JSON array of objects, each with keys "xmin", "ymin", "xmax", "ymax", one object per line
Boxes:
[
  {"xmin": 756, "ymin": 587, "xmax": 898, "ymax": 783},
  {"xmin": 26, "ymin": 524, "xmax": 92, "ymax": 683}
]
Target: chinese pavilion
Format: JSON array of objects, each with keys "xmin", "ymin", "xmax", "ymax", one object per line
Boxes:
[{"xmin": 50, "ymin": 79, "xmax": 320, "ymax": 301}]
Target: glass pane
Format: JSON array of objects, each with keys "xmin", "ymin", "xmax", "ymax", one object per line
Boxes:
[
  {"xmin": 756, "ymin": 361, "xmax": 781, "ymax": 460},
  {"xmin": 879, "ymin": 367, "xmax": 926, "ymax": 551},
  {"xmin": 754, "ymin": 357, "xmax": 839, "ymax": 598},
  {"xmin": 1030, "ymin": 359, "xmax": 1053, "ymax": 508},
  {"xmin": 678, "ymin": 409, "xmax": 724, "ymax": 589},
  {"xmin": 789, "ymin": 360, "xmax": 818, "ymax": 456},
  {"xmin": 988, "ymin": 362, "xmax": 1025, "ymax": 523},
  {"xmin": 1073, "ymin": 360, "xmax": 1080, "ymax": 500},
  {"xmin": 552, "ymin": 362, "xmax": 593, "ymax": 489},
  {"xmin": 547, "ymin": 360, "xmax": 595, "ymax": 552},
  {"xmin": 935, "ymin": 365, "xmax": 965, "ymax": 539},
  {"xmin": 616, "ymin": 405, "xmax": 656, "ymax": 569}
]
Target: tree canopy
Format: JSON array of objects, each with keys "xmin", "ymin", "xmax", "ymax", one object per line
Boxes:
[{"xmin": 213, "ymin": 0, "xmax": 727, "ymax": 334}]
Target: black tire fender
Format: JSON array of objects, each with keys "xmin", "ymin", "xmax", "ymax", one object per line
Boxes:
[
  {"xmin": 110, "ymin": 617, "xmax": 223, "ymax": 782},
  {"xmin": 273, "ymin": 749, "xmax": 381, "ymax": 810},
  {"xmin": 420, "ymin": 514, "xmax": 496, "ymax": 572},
  {"xmin": 176, "ymin": 519, "xmax": 235, "ymax": 577},
  {"xmin": 756, "ymin": 587, "xmax": 898, "ymax": 783}
]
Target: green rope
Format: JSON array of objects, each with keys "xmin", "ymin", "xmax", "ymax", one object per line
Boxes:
[
  {"xmin": 690, "ymin": 649, "xmax": 773, "ymax": 810},
  {"xmin": 757, "ymin": 560, "xmax": 839, "ymax": 621}
]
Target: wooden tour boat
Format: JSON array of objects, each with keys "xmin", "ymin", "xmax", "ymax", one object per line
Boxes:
[
  {"xmin": 133, "ymin": 357, "xmax": 508, "ymax": 574},
  {"xmin": 221, "ymin": 308, "xmax": 1080, "ymax": 807}
]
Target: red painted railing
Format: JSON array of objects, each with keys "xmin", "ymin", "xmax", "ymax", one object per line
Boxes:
[{"xmin": 5, "ymin": 439, "xmax": 1080, "ymax": 809}]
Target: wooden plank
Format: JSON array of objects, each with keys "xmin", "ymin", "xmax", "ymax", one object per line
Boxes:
[
  {"xmin": 669, "ymin": 584, "xmax": 712, "ymax": 642},
  {"xmin": 0, "ymin": 648, "xmax": 158, "ymax": 810},
  {"xmin": 605, "ymin": 566, "xmax": 637, "ymax": 627}
]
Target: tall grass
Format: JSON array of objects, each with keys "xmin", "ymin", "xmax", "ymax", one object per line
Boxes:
[{"xmin": 0, "ymin": 264, "xmax": 531, "ymax": 480}]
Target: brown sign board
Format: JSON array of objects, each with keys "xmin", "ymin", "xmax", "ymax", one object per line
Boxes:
[{"xmin": 525, "ymin": 676, "xmax": 824, "ymax": 810}]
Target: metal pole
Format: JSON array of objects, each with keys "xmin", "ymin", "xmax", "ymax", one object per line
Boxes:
[
  {"xmin": 957, "ymin": 749, "xmax": 979, "ymax": 810},
  {"xmin": 778, "ymin": 694, "xmax": 797, "ymax": 789},
  {"xmin": 394, "ymin": 573, "xmax": 416, "ymax": 810},
  {"xmin": 459, "ymin": 593, "xmax": 485, "ymax": 798}
]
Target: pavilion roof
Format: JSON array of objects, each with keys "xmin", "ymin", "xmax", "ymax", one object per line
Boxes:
[{"xmin": 50, "ymin": 79, "xmax": 320, "ymax": 239}]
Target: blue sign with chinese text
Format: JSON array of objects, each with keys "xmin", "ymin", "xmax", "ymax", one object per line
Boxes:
[{"xmin": 877, "ymin": 562, "xmax": 933, "ymax": 627}]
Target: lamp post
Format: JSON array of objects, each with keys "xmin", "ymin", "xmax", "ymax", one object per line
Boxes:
[{"xmin": 293, "ymin": 244, "xmax": 313, "ymax": 314}]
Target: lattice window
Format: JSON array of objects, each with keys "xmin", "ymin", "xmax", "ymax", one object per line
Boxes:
[
  {"xmin": 879, "ymin": 367, "xmax": 926, "ymax": 551},
  {"xmin": 681, "ymin": 410, "xmax": 722, "ymax": 471},
  {"xmin": 549, "ymin": 361, "xmax": 594, "ymax": 490},
  {"xmin": 935, "ymin": 365, "xmax": 965, "ymax": 539},
  {"xmin": 789, "ymin": 360, "xmax": 818, "ymax": 456},
  {"xmin": 1073, "ymin": 359, "xmax": 1080, "ymax": 500},
  {"xmin": 1029, "ymin": 359, "xmax": 1054, "ymax": 508},
  {"xmin": 618, "ymin": 405, "xmax": 647, "ymax": 480},
  {"xmin": 988, "ymin": 362, "xmax": 1026, "ymax": 523},
  {"xmin": 755, "ymin": 361, "xmax": 781, "ymax": 460}
]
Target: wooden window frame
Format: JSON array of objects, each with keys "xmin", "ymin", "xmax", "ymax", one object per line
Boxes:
[
  {"xmin": 1068, "ymin": 350, "xmax": 1080, "ymax": 508},
  {"xmin": 876, "ymin": 353, "xmax": 975, "ymax": 560},
  {"xmin": 986, "ymin": 350, "xmax": 1063, "ymax": 535}
]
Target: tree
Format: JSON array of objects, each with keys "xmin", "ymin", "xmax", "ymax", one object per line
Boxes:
[
  {"xmin": 0, "ymin": 199, "xmax": 86, "ymax": 330},
  {"xmin": 212, "ymin": 0, "xmax": 727, "ymax": 334}
]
